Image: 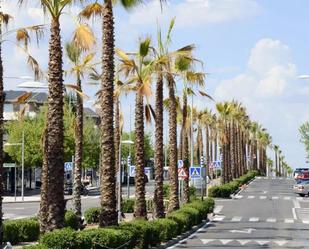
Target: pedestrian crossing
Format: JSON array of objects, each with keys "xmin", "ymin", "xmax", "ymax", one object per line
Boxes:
[
  {"xmin": 200, "ymin": 238, "xmax": 309, "ymax": 247},
  {"xmin": 212, "ymin": 215, "xmax": 309, "ymax": 224},
  {"xmin": 234, "ymin": 195, "xmax": 307, "ymax": 200}
]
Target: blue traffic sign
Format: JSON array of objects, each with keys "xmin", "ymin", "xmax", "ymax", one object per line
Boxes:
[
  {"xmin": 189, "ymin": 167, "xmax": 202, "ymax": 179},
  {"xmin": 64, "ymin": 162, "xmax": 73, "ymax": 171},
  {"xmin": 213, "ymin": 161, "xmax": 222, "ymax": 169}
]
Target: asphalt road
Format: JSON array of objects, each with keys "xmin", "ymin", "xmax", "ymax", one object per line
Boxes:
[
  {"xmin": 169, "ymin": 177, "xmax": 309, "ymax": 249},
  {"xmin": 3, "ymin": 181, "xmax": 156, "ymax": 220}
]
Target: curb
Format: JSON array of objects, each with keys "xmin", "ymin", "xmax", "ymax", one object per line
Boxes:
[
  {"xmin": 154, "ymin": 214, "xmax": 214, "ymax": 249},
  {"xmin": 4, "ymin": 197, "xmax": 73, "ymax": 204},
  {"xmin": 230, "ymin": 176, "xmax": 257, "ymax": 199}
]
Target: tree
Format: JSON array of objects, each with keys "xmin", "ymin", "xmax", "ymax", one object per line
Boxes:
[
  {"xmin": 0, "ymin": 7, "xmax": 44, "ymax": 238},
  {"xmin": 116, "ymin": 38, "xmax": 153, "ymax": 219},
  {"xmin": 65, "ymin": 40, "xmax": 96, "ymax": 227}
]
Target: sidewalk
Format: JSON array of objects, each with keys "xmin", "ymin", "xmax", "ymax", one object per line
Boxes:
[{"xmin": 3, "ymin": 195, "xmax": 73, "ymax": 204}]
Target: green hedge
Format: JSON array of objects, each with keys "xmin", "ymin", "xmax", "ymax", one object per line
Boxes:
[
  {"xmin": 84, "ymin": 207, "xmax": 101, "ymax": 224},
  {"xmin": 208, "ymin": 170, "xmax": 259, "ymax": 198},
  {"xmin": 28, "ymin": 198, "xmax": 214, "ymax": 249},
  {"xmin": 5, "ymin": 211, "xmax": 79, "ymax": 245}
]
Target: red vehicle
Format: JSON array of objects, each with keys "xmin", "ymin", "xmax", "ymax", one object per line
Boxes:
[{"xmin": 296, "ymin": 171, "xmax": 309, "ymax": 180}]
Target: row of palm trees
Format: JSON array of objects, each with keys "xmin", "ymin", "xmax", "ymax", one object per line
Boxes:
[{"xmin": 0, "ymin": 1, "xmax": 293, "ymax": 243}]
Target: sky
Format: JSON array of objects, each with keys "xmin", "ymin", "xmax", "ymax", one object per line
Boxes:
[{"xmin": 1, "ymin": 0, "xmax": 309, "ymax": 168}]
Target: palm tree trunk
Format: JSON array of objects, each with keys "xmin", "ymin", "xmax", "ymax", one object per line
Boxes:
[
  {"xmin": 134, "ymin": 81, "xmax": 147, "ymax": 219},
  {"xmin": 73, "ymin": 74, "xmax": 83, "ymax": 225},
  {"xmin": 167, "ymin": 76, "xmax": 179, "ymax": 212},
  {"xmin": 44, "ymin": 18, "xmax": 65, "ymax": 231},
  {"xmin": 0, "ymin": 19, "xmax": 4, "ymax": 243},
  {"xmin": 205, "ymin": 126, "xmax": 210, "ymax": 167},
  {"xmin": 182, "ymin": 91, "xmax": 189, "ymax": 203},
  {"xmin": 100, "ymin": 0, "xmax": 117, "ymax": 226},
  {"xmin": 154, "ymin": 74, "xmax": 165, "ymax": 218},
  {"xmin": 114, "ymin": 97, "xmax": 121, "ymax": 213},
  {"xmin": 275, "ymin": 151, "xmax": 278, "ymax": 177}
]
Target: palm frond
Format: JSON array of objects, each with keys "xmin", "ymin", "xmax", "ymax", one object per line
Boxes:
[
  {"xmin": 79, "ymin": 2, "xmax": 103, "ymax": 19},
  {"xmin": 72, "ymin": 23, "xmax": 96, "ymax": 51}
]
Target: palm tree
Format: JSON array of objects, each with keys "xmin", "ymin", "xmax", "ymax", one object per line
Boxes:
[
  {"xmin": 116, "ymin": 38, "xmax": 154, "ymax": 219},
  {"xmin": 65, "ymin": 40, "xmax": 96, "ymax": 226},
  {"xmin": 79, "ymin": 0, "xmax": 157, "ymax": 227},
  {"xmin": 273, "ymin": 145, "xmax": 279, "ymax": 177},
  {"xmin": 0, "ymin": 7, "xmax": 44, "ymax": 235}
]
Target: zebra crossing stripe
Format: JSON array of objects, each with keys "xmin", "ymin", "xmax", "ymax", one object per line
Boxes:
[
  {"xmin": 231, "ymin": 216, "xmax": 242, "ymax": 222},
  {"xmin": 248, "ymin": 196, "xmax": 255, "ymax": 199},
  {"xmin": 260, "ymin": 196, "xmax": 267, "ymax": 199},
  {"xmin": 284, "ymin": 219, "xmax": 294, "ymax": 223},
  {"xmin": 249, "ymin": 217, "xmax": 259, "ymax": 222},
  {"xmin": 266, "ymin": 218, "xmax": 276, "ymax": 223},
  {"xmin": 213, "ymin": 216, "xmax": 225, "ymax": 221},
  {"xmin": 272, "ymin": 196, "xmax": 279, "ymax": 200}
]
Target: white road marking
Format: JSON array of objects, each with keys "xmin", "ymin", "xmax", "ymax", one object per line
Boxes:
[
  {"xmin": 229, "ymin": 228, "xmax": 256, "ymax": 234},
  {"xmin": 272, "ymin": 196, "xmax": 279, "ymax": 200},
  {"xmin": 302, "ymin": 220, "xmax": 309, "ymax": 224},
  {"xmin": 266, "ymin": 218, "xmax": 277, "ymax": 223},
  {"xmin": 248, "ymin": 196, "xmax": 255, "ymax": 199},
  {"xmin": 260, "ymin": 196, "xmax": 267, "ymax": 199},
  {"xmin": 292, "ymin": 208, "xmax": 298, "ymax": 219},
  {"xmin": 296, "ymin": 197, "xmax": 304, "ymax": 201},
  {"xmin": 201, "ymin": 239, "xmax": 214, "ymax": 245},
  {"xmin": 284, "ymin": 196, "xmax": 291, "ymax": 200},
  {"xmin": 263, "ymin": 191, "xmax": 268, "ymax": 194},
  {"xmin": 214, "ymin": 205, "xmax": 223, "ymax": 214},
  {"xmin": 284, "ymin": 218, "xmax": 294, "ymax": 223},
  {"xmin": 274, "ymin": 240, "xmax": 288, "ymax": 246},
  {"xmin": 231, "ymin": 216, "xmax": 242, "ymax": 222},
  {"xmin": 234, "ymin": 195, "xmax": 243, "ymax": 199},
  {"xmin": 256, "ymin": 240, "xmax": 269, "ymax": 246},
  {"xmin": 220, "ymin": 239, "xmax": 233, "ymax": 245},
  {"xmin": 249, "ymin": 217, "xmax": 259, "ymax": 222},
  {"xmin": 237, "ymin": 240, "xmax": 250, "ymax": 245},
  {"xmin": 213, "ymin": 215, "xmax": 225, "ymax": 221}
]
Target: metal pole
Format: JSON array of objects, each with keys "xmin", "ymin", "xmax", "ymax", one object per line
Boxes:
[
  {"xmin": 21, "ymin": 130, "xmax": 25, "ymax": 201},
  {"xmin": 14, "ymin": 165, "xmax": 17, "ymax": 202},
  {"xmin": 118, "ymin": 142, "xmax": 122, "ymax": 223},
  {"xmin": 190, "ymin": 94, "xmax": 194, "ymax": 186},
  {"xmin": 127, "ymin": 105, "xmax": 131, "ymax": 199}
]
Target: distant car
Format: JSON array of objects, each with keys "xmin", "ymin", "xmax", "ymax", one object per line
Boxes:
[
  {"xmin": 294, "ymin": 168, "xmax": 309, "ymax": 179},
  {"xmin": 296, "ymin": 172, "xmax": 309, "ymax": 180},
  {"xmin": 294, "ymin": 179, "xmax": 309, "ymax": 197},
  {"xmin": 122, "ymin": 173, "xmax": 149, "ymax": 185}
]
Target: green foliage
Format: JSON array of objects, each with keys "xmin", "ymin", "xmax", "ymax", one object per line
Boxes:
[
  {"xmin": 3, "ymin": 218, "xmax": 40, "ymax": 245},
  {"xmin": 208, "ymin": 171, "xmax": 259, "ymax": 198},
  {"xmin": 84, "ymin": 207, "xmax": 101, "ymax": 224},
  {"xmin": 163, "ymin": 184, "xmax": 170, "ymax": 198},
  {"xmin": 121, "ymin": 198, "xmax": 135, "ymax": 213},
  {"xmin": 300, "ymin": 122, "xmax": 309, "ymax": 159},
  {"xmin": 121, "ymin": 131, "xmax": 154, "ymax": 162},
  {"xmin": 166, "ymin": 211, "xmax": 191, "ymax": 234},
  {"xmin": 4, "ymin": 103, "xmax": 100, "ymax": 169},
  {"xmin": 64, "ymin": 210, "xmax": 79, "ymax": 230},
  {"xmin": 119, "ymin": 219, "xmax": 160, "ymax": 248},
  {"xmin": 151, "ymin": 219, "xmax": 178, "ymax": 242}
]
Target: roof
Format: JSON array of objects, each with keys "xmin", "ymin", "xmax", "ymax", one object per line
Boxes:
[
  {"xmin": 84, "ymin": 107, "xmax": 99, "ymax": 118},
  {"xmin": 4, "ymin": 90, "xmax": 48, "ymax": 104}
]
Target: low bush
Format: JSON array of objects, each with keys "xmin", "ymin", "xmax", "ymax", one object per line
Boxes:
[
  {"xmin": 84, "ymin": 207, "xmax": 101, "ymax": 224},
  {"xmin": 208, "ymin": 171, "xmax": 259, "ymax": 198},
  {"xmin": 64, "ymin": 210, "xmax": 79, "ymax": 230},
  {"xmin": 163, "ymin": 184, "xmax": 170, "ymax": 198},
  {"xmin": 166, "ymin": 211, "xmax": 191, "ymax": 234},
  {"xmin": 122, "ymin": 198, "xmax": 135, "ymax": 213},
  {"xmin": 151, "ymin": 219, "xmax": 178, "ymax": 242},
  {"xmin": 4, "ymin": 218, "xmax": 40, "ymax": 245}
]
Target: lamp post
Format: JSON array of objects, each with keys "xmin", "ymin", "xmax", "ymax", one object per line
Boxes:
[
  {"xmin": 4, "ymin": 130, "xmax": 24, "ymax": 201},
  {"xmin": 118, "ymin": 139, "xmax": 134, "ymax": 223}
]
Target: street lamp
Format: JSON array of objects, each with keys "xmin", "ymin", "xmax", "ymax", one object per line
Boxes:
[
  {"xmin": 4, "ymin": 130, "xmax": 25, "ymax": 201},
  {"xmin": 118, "ymin": 139, "xmax": 134, "ymax": 223}
]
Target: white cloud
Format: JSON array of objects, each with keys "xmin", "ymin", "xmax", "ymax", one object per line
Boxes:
[{"xmin": 129, "ymin": 0, "xmax": 261, "ymax": 28}]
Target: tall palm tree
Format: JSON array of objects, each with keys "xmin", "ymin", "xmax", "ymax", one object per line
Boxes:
[
  {"xmin": 80, "ymin": 0, "xmax": 156, "ymax": 227},
  {"xmin": 65, "ymin": 40, "xmax": 96, "ymax": 226},
  {"xmin": 116, "ymin": 38, "xmax": 154, "ymax": 219},
  {"xmin": 273, "ymin": 145, "xmax": 279, "ymax": 177}
]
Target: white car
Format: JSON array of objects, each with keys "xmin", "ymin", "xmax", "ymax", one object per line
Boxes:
[{"xmin": 294, "ymin": 179, "xmax": 309, "ymax": 197}]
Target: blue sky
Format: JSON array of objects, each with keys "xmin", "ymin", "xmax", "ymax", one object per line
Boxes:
[{"xmin": 2, "ymin": 0, "xmax": 309, "ymax": 168}]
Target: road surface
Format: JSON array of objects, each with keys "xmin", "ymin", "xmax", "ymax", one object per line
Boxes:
[{"xmin": 169, "ymin": 177, "xmax": 309, "ymax": 249}]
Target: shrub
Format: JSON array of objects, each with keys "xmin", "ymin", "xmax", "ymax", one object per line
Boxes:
[
  {"xmin": 151, "ymin": 219, "xmax": 178, "ymax": 242},
  {"xmin": 122, "ymin": 198, "xmax": 135, "ymax": 213},
  {"xmin": 163, "ymin": 184, "xmax": 170, "ymax": 198},
  {"xmin": 84, "ymin": 207, "xmax": 101, "ymax": 224},
  {"xmin": 65, "ymin": 210, "xmax": 79, "ymax": 230},
  {"xmin": 167, "ymin": 211, "xmax": 191, "ymax": 234},
  {"xmin": 119, "ymin": 219, "xmax": 161, "ymax": 248},
  {"xmin": 79, "ymin": 228, "xmax": 133, "ymax": 249},
  {"xmin": 23, "ymin": 245, "xmax": 48, "ymax": 249},
  {"xmin": 3, "ymin": 218, "xmax": 40, "ymax": 245},
  {"xmin": 178, "ymin": 207, "xmax": 200, "ymax": 226},
  {"xmin": 40, "ymin": 228, "xmax": 80, "ymax": 249},
  {"xmin": 208, "ymin": 171, "xmax": 258, "ymax": 198}
]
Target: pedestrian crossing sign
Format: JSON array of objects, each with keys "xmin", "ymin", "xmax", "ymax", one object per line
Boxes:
[{"xmin": 189, "ymin": 167, "xmax": 202, "ymax": 179}]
